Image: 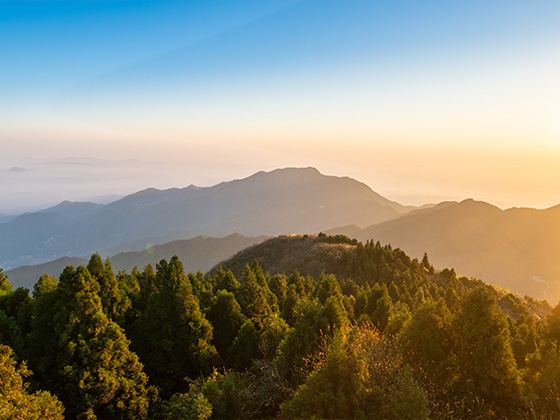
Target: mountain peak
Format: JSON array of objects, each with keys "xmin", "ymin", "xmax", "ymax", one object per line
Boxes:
[
  {"xmin": 245, "ymin": 166, "xmax": 322, "ymax": 181},
  {"xmin": 456, "ymin": 198, "xmax": 502, "ymax": 212}
]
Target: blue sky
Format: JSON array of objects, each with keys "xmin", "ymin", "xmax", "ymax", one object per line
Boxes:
[{"xmin": 1, "ymin": 1, "xmax": 560, "ymax": 213}]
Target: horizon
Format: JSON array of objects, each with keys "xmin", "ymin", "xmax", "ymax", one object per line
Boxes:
[
  {"xmin": 1, "ymin": 165, "xmax": 557, "ymax": 216},
  {"xmin": 2, "ymin": 1, "xmax": 560, "ymax": 213}
]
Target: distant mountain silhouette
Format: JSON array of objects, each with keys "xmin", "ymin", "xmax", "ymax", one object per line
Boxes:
[
  {"xmin": 4, "ymin": 256, "xmax": 88, "ymax": 290},
  {"xmin": 0, "ymin": 167, "xmax": 410, "ymax": 269},
  {"xmin": 5, "ymin": 234, "xmax": 266, "ymax": 290},
  {"xmin": 328, "ymin": 199, "xmax": 560, "ymax": 303},
  {"xmin": 109, "ymin": 234, "xmax": 266, "ymax": 275}
]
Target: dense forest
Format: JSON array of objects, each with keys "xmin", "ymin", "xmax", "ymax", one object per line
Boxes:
[{"xmin": 1, "ymin": 234, "xmax": 560, "ymax": 419}]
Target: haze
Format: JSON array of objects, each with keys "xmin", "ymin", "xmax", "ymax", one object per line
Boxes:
[{"xmin": 2, "ymin": 0, "xmax": 560, "ymax": 213}]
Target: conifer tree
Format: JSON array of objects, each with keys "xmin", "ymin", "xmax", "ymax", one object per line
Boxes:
[
  {"xmin": 206, "ymin": 289, "xmax": 246, "ymax": 362},
  {"xmin": 87, "ymin": 253, "xmax": 129, "ymax": 321},
  {"xmin": 235, "ymin": 264, "xmax": 272, "ymax": 326},
  {"xmin": 30, "ymin": 266, "xmax": 150, "ymax": 419},
  {"xmin": 0, "ymin": 344, "xmax": 64, "ymax": 420},
  {"xmin": 399, "ymin": 299, "xmax": 454, "ymax": 386},
  {"xmin": 0, "ymin": 269, "xmax": 10, "ymax": 295},
  {"xmin": 132, "ymin": 256, "xmax": 216, "ymax": 398},
  {"xmin": 229, "ymin": 319, "xmax": 261, "ymax": 371},
  {"xmin": 454, "ymin": 287, "xmax": 524, "ymax": 417}
]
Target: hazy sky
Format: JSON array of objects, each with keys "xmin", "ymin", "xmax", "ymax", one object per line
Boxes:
[{"xmin": 1, "ymin": 0, "xmax": 559, "ymax": 213}]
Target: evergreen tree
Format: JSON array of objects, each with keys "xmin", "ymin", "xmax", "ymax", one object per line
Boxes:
[
  {"xmin": 281, "ymin": 284, "xmax": 300, "ymax": 326},
  {"xmin": 219, "ymin": 269, "xmax": 241, "ymax": 293},
  {"xmin": 387, "ymin": 365, "xmax": 430, "ymax": 420},
  {"xmin": 29, "ymin": 266, "xmax": 150, "ymax": 419},
  {"xmin": 281, "ymin": 332, "xmax": 366, "ymax": 419},
  {"xmin": 132, "ymin": 256, "xmax": 216, "ymax": 398},
  {"xmin": 59, "ymin": 266, "xmax": 150, "ymax": 419},
  {"xmin": 27, "ymin": 274, "xmax": 61, "ymax": 384},
  {"xmin": 235, "ymin": 264, "xmax": 272, "ymax": 327},
  {"xmin": 206, "ymin": 290, "xmax": 246, "ymax": 362},
  {"xmin": 454, "ymin": 287, "xmax": 525, "ymax": 417},
  {"xmin": 274, "ymin": 298, "xmax": 330, "ymax": 385},
  {"xmin": 229, "ymin": 319, "xmax": 261, "ymax": 371},
  {"xmin": 87, "ymin": 253, "xmax": 129, "ymax": 321},
  {"xmin": 0, "ymin": 344, "xmax": 64, "ymax": 420},
  {"xmin": 0, "ymin": 309, "xmax": 24, "ymax": 356},
  {"xmin": 399, "ymin": 299, "xmax": 454, "ymax": 387},
  {"xmin": 0, "ymin": 268, "xmax": 11, "ymax": 295}
]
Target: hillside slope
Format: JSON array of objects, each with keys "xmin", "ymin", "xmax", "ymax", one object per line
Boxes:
[
  {"xmin": 328, "ymin": 200, "xmax": 560, "ymax": 303},
  {"xmin": 5, "ymin": 234, "xmax": 266, "ymax": 290},
  {"xmin": 0, "ymin": 167, "xmax": 411, "ymax": 269}
]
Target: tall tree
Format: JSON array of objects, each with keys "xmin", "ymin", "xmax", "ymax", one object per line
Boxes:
[
  {"xmin": 206, "ymin": 289, "xmax": 246, "ymax": 363},
  {"xmin": 0, "ymin": 269, "xmax": 10, "ymax": 295},
  {"xmin": 235, "ymin": 264, "xmax": 272, "ymax": 327},
  {"xmin": 131, "ymin": 256, "xmax": 216, "ymax": 398},
  {"xmin": 454, "ymin": 287, "xmax": 525, "ymax": 417},
  {"xmin": 0, "ymin": 344, "xmax": 64, "ymax": 420},
  {"xmin": 30, "ymin": 266, "xmax": 151, "ymax": 419},
  {"xmin": 87, "ymin": 253, "xmax": 129, "ymax": 321}
]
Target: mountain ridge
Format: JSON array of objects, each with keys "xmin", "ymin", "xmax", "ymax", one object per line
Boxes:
[
  {"xmin": 0, "ymin": 167, "xmax": 410, "ymax": 270},
  {"xmin": 5, "ymin": 233, "xmax": 267, "ymax": 290},
  {"xmin": 327, "ymin": 198, "xmax": 560, "ymax": 303}
]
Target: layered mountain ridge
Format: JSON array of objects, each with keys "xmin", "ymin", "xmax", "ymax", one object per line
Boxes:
[
  {"xmin": 327, "ymin": 199, "xmax": 560, "ymax": 302},
  {"xmin": 0, "ymin": 167, "xmax": 410, "ymax": 270},
  {"xmin": 3, "ymin": 167, "xmax": 560, "ymax": 303}
]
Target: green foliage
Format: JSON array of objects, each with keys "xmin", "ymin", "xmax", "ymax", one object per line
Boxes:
[
  {"xmin": 207, "ymin": 289, "xmax": 246, "ymax": 362},
  {"xmin": 0, "ymin": 268, "xmax": 11, "ymax": 295},
  {"xmin": 274, "ymin": 297, "xmax": 331, "ymax": 385},
  {"xmin": 7, "ymin": 236, "xmax": 560, "ymax": 419},
  {"xmin": 131, "ymin": 256, "xmax": 216, "ymax": 398},
  {"xmin": 164, "ymin": 393, "xmax": 213, "ymax": 420},
  {"xmin": 259, "ymin": 314, "xmax": 291, "ymax": 362},
  {"xmin": 0, "ymin": 344, "xmax": 64, "ymax": 419},
  {"xmin": 229, "ymin": 320, "xmax": 260, "ymax": 371},
  {"xmin": 0, "ymin": 309, "xmax": 24, "ymax": 355},
  {"xmin": 281, "ymin": 332, "xmax": 366, "ymax": 419},
  {"xmin": 190, "ymin": 369, "xmax": 248, "ymax": 419},
  {"xmin": 88, "ymin": 254, "xmax": 131, "ymax": 321},
  {"xmin": 58, "ymin": 266, "xmax": 150, "ymax": 419},
  {"xmin": 27, "ymin": 265, "xmax": 151, "ymax": 419},
  {"xmin": 282, "ymin": 323, "xmax": 426, "ymax": 419},
  {"xmin": 214, "ymin": 267, "xmax": 240, "ymax": 293},
  {"xmin": 235, "ymin": 263, "xmax": 273, "ymax": 326},
  {"xmin": 387, "ymin": 365, "xmax": 430, "ymax": 420},
  {"xmin": 399, "ymin": 299, "xmax": 454, "ymax": 385},
  {"xmin": 454, "ymin": 286, "xmax": 525, "ymax": 417}
]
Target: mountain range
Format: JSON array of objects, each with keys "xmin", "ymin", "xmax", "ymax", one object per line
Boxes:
[
  {"xmin": 5, "ymin": 234, "xmax": 266, "ymax": 290},
  {"xmin": 2, "ymin": 167, "xmax": 560, "ymax": 304},
  {"xmin": 327, "ymin": 199, "xmax": 560, "ymax": 302},
  {"xmin": 0, "ymin": 167, "xmax": 409, "ymax": 269}
]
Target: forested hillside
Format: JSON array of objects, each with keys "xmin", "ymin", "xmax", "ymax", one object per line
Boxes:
[
  {"xmin": 1, "ymin": 234, "xmax": 559, "ymax": 419},
  {"xmin": 328, "ymin": 199, "xmax": 560, "ymax": 303}
]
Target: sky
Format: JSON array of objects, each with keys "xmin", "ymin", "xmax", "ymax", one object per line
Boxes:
[{"xmin": 1, "ymin": 0, "xmax": 559, "ymax": 214}]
